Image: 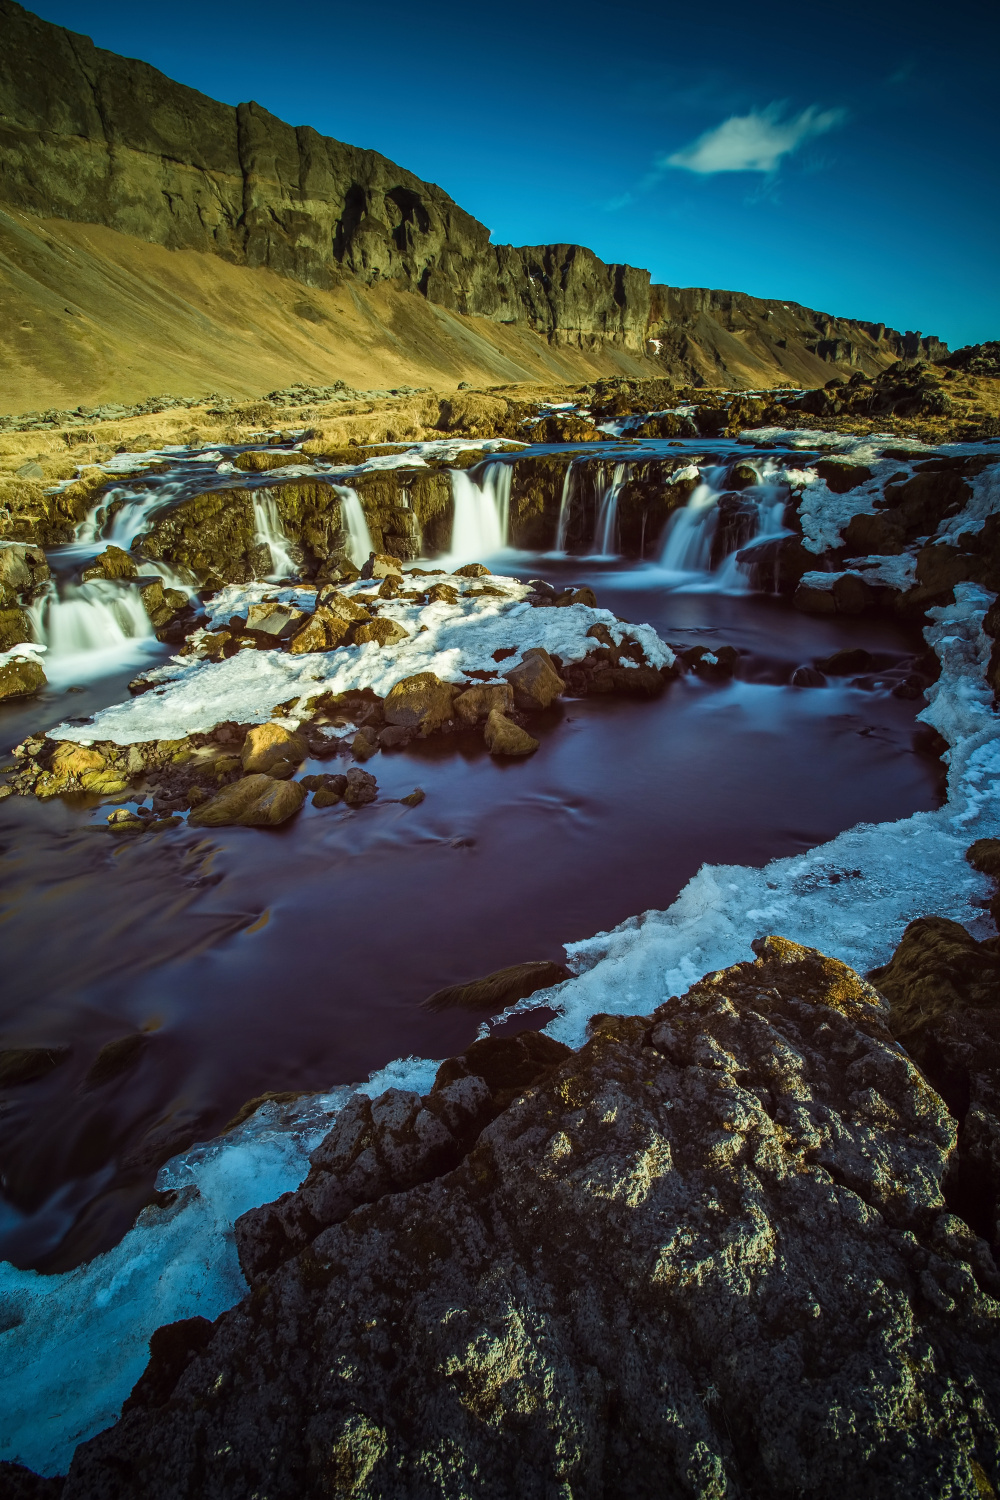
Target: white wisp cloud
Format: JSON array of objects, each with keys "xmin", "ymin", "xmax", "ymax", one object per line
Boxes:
[{"xmin": 665, "ymin": 104, "xmax": 846, "ymax": 174}]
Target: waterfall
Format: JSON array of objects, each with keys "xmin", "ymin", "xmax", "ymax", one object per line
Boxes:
[
  {"xmin": 27, "ymin": 579, "xmax": 157, "ymax": 685},
  {"xmin": 447, "ymin": 464, "xmax": 510, "ymax": 561},
  {"xmin": 659, "ymin": 463, "xmax": 789, "ymax": 590},
  {"xmin": 334, "ymin": 485, "xmax": 374, "ymax": 567},
  {"xmin": 252, "ymin": 489, "xmax": 297, "ymax": 580},
  {"xmin": 590, "ymin": 463, "xmax": 629, "ymax": 557},
  {"xmin": 75, "ymin": 481, "xmax": 186, "ymax": 551},
  {"xmin": 554, "ymin": 463, "xmax": 577, "ymax": 552}
]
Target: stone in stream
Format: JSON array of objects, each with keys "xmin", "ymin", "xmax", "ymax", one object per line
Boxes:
[
  {"xmin": 453, "ymin": 681, "xmax": 514, "ymax": 725},
  {"xmin": 383, "ymin": 672, "xmax": 458, "ymax": 735},
  {"xmin": 343, "ymin": 767, "xmax": 378, "ymax": 807},
  {"xmin": 301, "ymin": 773, "xmax": 348, "ymax": 808},
  {"xmin": 188, "ymin": 774, "xmax": 306, "ymax": 827},
  {"xmin": 423, "ymin": 959, "xmax": 570, "ymax": 1013},
  {"xmin": 503, "ymin": 647, "xmax": 565, "ymax": 710},
  {"xmin": 483, "ymin": 708, "xmax": 538, "ymax": 756},
  {"xmin": 452, "ymin": 562, "xmax": 492, "ymax": 577},
  {"xmin": 241, "ymin": 723, "xmax": 307, "ymax": 776},
  {"xmin": 81, "ymin": 545, "xmax": 137, "ymax": 581},
  {"xmin": 0, "ymin": 651, "xmax": 46, "ymax": 701},
  {"xmin": 0, "ymin": 1046, "xmax": 70, "ymax": 1088},
  {"xmin": 351, "ymin": 727, "xmax": 379, "ymax": 761},
  {"xmin": 59, "ymin": 937, "xmax": 1000, "ymax": 1498},
  {"xmin": 137, "ymin": 577, "xmax": 188, "ymax": 629}
]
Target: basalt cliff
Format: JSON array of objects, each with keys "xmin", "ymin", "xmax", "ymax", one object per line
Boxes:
[{"xmin": 0, "ymin": 0, "xmax": 945, "ymax": 409}]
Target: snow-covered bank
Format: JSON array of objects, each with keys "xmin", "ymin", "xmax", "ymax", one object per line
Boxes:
[{"xmin": 47, "ymin": 575, "xmax": 673, "ymax": 746}]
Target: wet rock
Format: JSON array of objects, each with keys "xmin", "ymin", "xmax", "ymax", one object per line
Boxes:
[
  {"xmin": 137, "ymin": 578, "xmax": 188, "ymax": 630},
  {"xmin": 426, "ymin": 582, "xmax": 459, "ymax": 604},
  {"xmin": 241, "ymin": 723, "xmax": 307, "ymax": 775},
  {"xmin": 423, "ymin": 959, "xmax": 570, "ymax": 1013},
  {"xmin": 791, "ymin": 665, "xmax": 827, "ymax": 687},
  {"xmin": 359, "ymin": 552, "xmax": 404, "ymax": 581},
  {"xmin": 0, "ymin": 652, "xmax": 46, "ymax": 700},
  {"xmin": 377, "ymin": 724, "xmax": 411, "ymax": 749},
  {"xmin": 351, "ymin": 727, "xmax": 379, "ymax": 761},
  {"xmin": 353, "ymin": 617, "xmax": 409, "ymax": 647},
  {"xmin": 377, "ymin": 574, "xmax": 401, "ymax": 599},
  {"xmin": 0, "ymin": 1461, "xmax": 64, "ymax": 1497},
  {"xmin": 399, "ymin": 787, "xmax": 425, "ymax": 806},
  {"xmin": 453, "ymin": 682, "xmax": 514, "ymax": 725},
  {"xmin": 81, "ymin": 545, "xmax": 137, "ymax": 581},
  {"xmin": 503, "ymin": 648, "xmax": 565, "ymax": 709},
  {"xmin": 232, "ymin": 451, "xmax": 302, "ymax": 472},
  {"xmin": 383, "ymin": 672, "xmax": 457, "ymax": 735},
  {"xmin": 452, "ymin": 563, "xmax": 492, "ymax": 577},
  {"xmin": 483, "ymin": 708, "xmax": 539, "ymax": 756},
  {"xmin": 0, "ymin": 1046, "xmax": 70, "ymax": 1088},
  {"xmin": 37, "ymin": 741, "xmax": 129, "ymax": 797},
  {"xmin": 286, "ymin": 612, "xmax": 340, "ymax": 654},
  {"xmin": 554, "ymin": 585, "xmax": 597, "ymax": 607},
  {"xmin": 106, "ymin": 808, "xmax": 145, "ymax": 832},
  {"xmin": 315, "ymin": 587, "xmax": 371, "ymax": 622},
  {"xmin": 793, "ymin": 579, "xmax": 838, "ymax": 615},
  {"xmin": 817, "ymin": 647, "xmax": 875, "ymax": 675},
  {"xmin": 188, "ymin": 774, "xmax": 307, "ymax": 827},
  {"xmin": 343, "ymin": 767, "xmax": 378, "ymax": 807},
  {"xmin": 0, "ymin": 542, "xmax": 49, "ymax": 606},
  {"xmin": 678, "ymin": 644, "xmax": 738, "ymax": 679},
  {"xmin": 728, "ymin": 461, "xmax": 759, "ymax": 489},
  {"xmin": 0, "ymin": 605, "xmax": 33, "ymax": 651},
  {"xmin": 812, "ymin": 458, "xmax": 874, "ymax": 492},
  {"xmin": 64, "ymin": 938, "xmax": 1000, "ymax": 1499},
  {"xmin": 85, "ymin": 1034, "xmax": 146, "ymax": 1088}
]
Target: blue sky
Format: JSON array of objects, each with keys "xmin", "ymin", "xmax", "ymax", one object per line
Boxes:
[{"xmin": 30, "ymin": 0, "xmax": 1000, "ymax": 349}]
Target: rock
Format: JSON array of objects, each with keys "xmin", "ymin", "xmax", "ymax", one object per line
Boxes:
[
  {"xmin": 831, "ymin": 571, "xmax": 875, "ymax": 615},
  {"xmin": 816, "ymin": 647, "xmax": 875, "ymax": 675},
  {"xmin": 0, "ymin": 1046, "xmax": 70, "ymax": 1088},
  {"xmin": 452, "ymin": 563, "xmax": 491, "ymax": 577},
  {"xmin": 360, "ymin": 552, "xmax": 404, "ymax": 581},
  {"xmin": 137, "ymin": 578, "xmax": 187, "ymax": 629},
  {"xmin": 343, "ymin": 767, "xmax": 377, "ymax": 807},
  {"xmin": 315, "ymin": 587, "xmax": 371, "ymax": 622},
  {"xmin": 483, "ymin": 708, "xmax": 539, "ymax": 756},
  {"xmin": 728, "ymin": 461, "xmax": 759, "ymax": 489},
  {"xmin": 399, "ymin": 787, "xmax": 425, "ymax": 806},
  {"xmin": 81, "ymin": 545, "xmax": 138, "ymax": 581},
  {"xmin": 791, "ymin": 665, "xmax": 827, "ymax": 687},
  {"xmin": 15, "ymin": 460, "xmax": 44, "ymax": 480},
  {"xmin": 232, "ymin": 451, "xmax": 302, "ymax": 472},
  {"xmin": 0, "ymin": 542, "xmax": 49, "ymax": 606},
  {"xmin": 383, "ymin": 673, "xmax": 457, "ymax": 735},
  {"xmin": 353, "ymin": 617, "xmax": 409, "ymax": 647},
  {"xmin": 426, "ymin": 582, "xmax": 459, "ymax": 604},
  {"xmin": 244, "ymin": 602, "xmax": 305, "ymax": 638},
  {"xmin": 377, "ymin": 724, "xmax": 411, "ymax": 749},
  {"xmin": 793, "ymin": 580, "xmax": 838, "ymax": 615},
  {"xmin": 0, "ymin": 652, "xmax": 45, "ymax": 700},
  {"xmin": 453, "ymin": 682, "xmax": 514, "ymax": 725},
  {"xmin": 423, "ymin": 959, "xmax": 570, "ymax": 1013},
  {"xmin": 301, "ymin": 772, "xmax": 347, "ymax": 804},
  {"xmin": 286, "ymin": 613, "xmax": 327, "ymax": 655},
  {"xmin": 554, "ymin": 585, "xmax": 597, "ymax": 607},
  {"xmin": 241, "ymin": 723, "xmax": 307, "ymax": 775},
  {"xmin": 812, "ymin": 459, "xmax": 874, "ymax": 492},
  {"xmin": 85, "ymin": 1034, "xmax": 146, "ymax": 1088},
  {"xmin": 0, "ymin": 605, "xmax": 33, "ymax": 651},
  {"xmin": 188, "ymin": 774, "xmax": 306, "ymax": 826},
  {"xmin": 63, "ymin": 938, "xmax": 1000, "ymax": 1499},
  {"xmin": 351, "ymin": 727, "xmax": 379, "ymax": 761},
  {"xmin": 503, "ymin": 648, "xmax": 566, "ymax": 710},
  {"xmin": 106, "ymin": 808, "xmax": 144, "ymax": 832}
]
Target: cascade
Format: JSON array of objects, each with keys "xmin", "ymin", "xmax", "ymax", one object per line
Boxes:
[
  {"xmin": 252, "ymin": 490, "xmax": 298, "ymax": 580},
  {"xmin": 447, "ymin": 464, "xmax": 510, "ymax": 561},
  {"xmin": 333, "ymin": 486, "xmax": 374, "ymax": 567},
  {"xmin": 590, "ymin": 463, "xmax": 629, "ymax": 557},
  {"xmin": 27, "ymin": 578, "xmax": 156, "ymax": 685},
  {"xmin": 659, "ymin": 462, "xmax": 789, "ymax": 589},
  {"xmin": 554, "ymin": 462, "xmax": 577, "ymax": 552}
]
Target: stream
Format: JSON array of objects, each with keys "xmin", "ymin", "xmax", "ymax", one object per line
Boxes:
[{"xmin": 0, "ymin": 435, "xmax": 943, "ymax": 1274}]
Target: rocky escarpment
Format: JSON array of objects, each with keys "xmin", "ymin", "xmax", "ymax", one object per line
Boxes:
[
  {"xmin": 41, "ymin": 936, "xmax": 1000, "ymax": 1499},
  {"xmin": 0, "ymin": 0, "xmax": 936, "ymax": 380}
]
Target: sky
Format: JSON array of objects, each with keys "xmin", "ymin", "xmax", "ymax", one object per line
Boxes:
[{"xmin": 28, "ymin": 0, "xmax": 1000, "ymax": 349}]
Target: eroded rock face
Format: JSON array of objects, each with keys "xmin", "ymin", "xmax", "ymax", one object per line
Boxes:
[{"xmin": 62, "ymin": 938, "xmax": 1000, "ymax": 1499}]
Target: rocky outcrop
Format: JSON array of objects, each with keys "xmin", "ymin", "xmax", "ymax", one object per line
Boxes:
[
  {"xmin": 56, "ymin": 937, "xmax": 1000, "ymax": 1498},
  {"xmin": 0, "ymin": 1, "xmax": 934, "ymax": 380}
]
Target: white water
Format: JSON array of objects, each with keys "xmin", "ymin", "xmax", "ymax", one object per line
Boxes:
[
  {"xmin": 252, "ymin": 490, "xmax": 298, "ymax": 580},
  {"xmin": 554, "ymin": 462, "xmax": 578, "ymax": 552},
  {"xmin": 447, "ymin": 463, "xmax": 511, "ymax": 561},
  {"xmin": 26, "ymin": 580, "xmax": 158, "ymax": 687},
  {"xmin": 590, "ymin": 462, "xmax": 629, "ymax": 558},
  {"xmin": 659, "ymin": 462, "xmax": 787, "ymax": 590},
  {"xmin": 333, "ymin": 485, "xmax": 374, "ymax": 568}
]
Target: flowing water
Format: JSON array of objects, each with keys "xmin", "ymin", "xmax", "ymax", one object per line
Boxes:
[{"xmin": 0, "ymin": 435, "xmax": 944, "ymax": 1278}]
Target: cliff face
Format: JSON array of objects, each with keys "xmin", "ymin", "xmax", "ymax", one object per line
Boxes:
[{"xmin": 0, "ymin": 0, "xmax": 941, "ymax": 380}]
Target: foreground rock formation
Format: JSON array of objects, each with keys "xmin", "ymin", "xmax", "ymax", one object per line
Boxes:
[{"xmin": 39, "ymin": 936, "xmax": 999, "ymax": 1499}]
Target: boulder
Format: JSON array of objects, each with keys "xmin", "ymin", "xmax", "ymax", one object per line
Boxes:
[
  {"xmin": 0, "ymin": 652, "xmax": 45, "ymax": 701},
  {"xmin": 383, "ymin": 673, "xmax": 457, "ymax": 735},
  {"xmin": 790, "ymin": 665, "xmax": 827, "ymax": 687},
  {"xmin": 343, "ymin": 767, "xmax": 378, "ymax": 807},
  {"xmin": 426, "ymin": 582, "xmax": 459, "ymax": 605},
  {"xmin": 354, "ymin": 618, "xmax": 409, "ymax": 647},
  {"xmin": 816, "ymin": 647, "xmax": 875, "ymax": 675},
  {"xmin": 287, "ymin": 610, "xmax": 353, "ymax": 654},
  {"xmin": 232, "ymin": 451, "xmax": 302, "ymax": 472},
  {"xmin": 315, "ymin": 588, "xmax": 371, "ymax": 622},
  {"xmin": 0, "ymin": 606, "xmax": 33, "ymax": 651},
  {"xmin": 728, "ymin": 462, "xmax": 759, "ymax": 489},
  {"xmin": 81, "ymin": 545, "xmax": 138, "ymax": 582},
  {"xmin": 831, "ymin": 571, "xmax": 876, "ymax": 615},
  {"xmin": 241, "ymin": 723, "xmax": 307, "ymax": 775},
  {"xmin": 452, "ymin": 563, "xmax": 492, "ymax": 578},
  {"xmin": 244, "ymin": 602, "xmax": 306, "ymax": 638},
  {"xmin": 483, "ymin": 708, "xmax": 539, "ymax": 756},
  {"xmin": 554, "ymin": 586, "xmax": 597, "ymax": 608},
  {"xmin": 812, "ymin": 459, "xmax": 873, "ymax": 493},
  {"xmin": 453, "ymin": 682, "xmax": 514, "ymax": 725},
  {"xmin": 0, "ymin": 542, "xmax": 49, "ymax": 606},
  {"xmin": 503, "ymin": 649, "xmax": 566, "ymax": 710},
  {"xmin": 351, "ymin": 727, "xmax": 379, "ymax": 761},
  {"xmin": 301, "ymin": 773, "xmax": 348, "ymax": 808},
  {"xmin": 188, "ymin": 774, "xmax": 306, "ymax": 827},
  {"xmin": 138, "ymin": 578, "xmax": 188, "ymax": 629},
  {"xmin": 360, "ymin": 552, "xmax": 404, "ymax": 581},
  {"xmin": 423, "ymin": 959, "xmax": 570, "ymax": 1013},
  {"xmin": 793, "ymin": 580, "xmax": 838, "ymax": 615}
]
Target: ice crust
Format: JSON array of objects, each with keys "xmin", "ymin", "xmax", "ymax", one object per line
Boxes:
[{"xmin": 48, "ymin": 577, "xmax": 673, "ymax": 745}]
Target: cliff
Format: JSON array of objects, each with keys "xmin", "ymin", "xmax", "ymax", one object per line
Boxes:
[{"xmin": 0, "ymin": 0, "xmax": 945, "ymax": 408}]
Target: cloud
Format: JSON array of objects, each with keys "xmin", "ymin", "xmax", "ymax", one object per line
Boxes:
[{"xmin": 664, "ymin": 104, "xmax": 846, "ymax": 175}]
